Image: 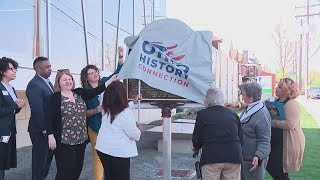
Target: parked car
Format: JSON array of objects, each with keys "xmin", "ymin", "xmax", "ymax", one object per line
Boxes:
[{"xmin": 309, "ymin": 89, "xmax": 320, "ymax": 99}]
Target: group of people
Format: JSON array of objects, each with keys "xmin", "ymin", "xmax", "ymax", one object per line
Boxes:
[
  {"xmin": 193, "ymin": 79, "xmax": 306, "ymax": 180},
  {"xmin": 0, "ymin": 46, "xmax": 143, "ymax": 180},
  {"xmin": 0, "ymin": 47, "xmax": 306, "ymax": 180}
]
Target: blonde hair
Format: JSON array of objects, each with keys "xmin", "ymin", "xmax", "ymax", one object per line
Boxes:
[
  {"xmin": 53, "ymin": 70, "xmax": 75, "ymax": 92},
  {"xmin": 278, "ymin": 78, "xmax": 299, "ymax": 99}
]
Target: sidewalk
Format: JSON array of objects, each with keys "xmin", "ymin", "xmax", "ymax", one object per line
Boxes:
[
  {"xmin": 7, "ymin": 124, "xmax": 198, "ymax": 180},
  {"xmin": 297, "ymin": 96, "xmax": 320, "ymax": 125}
]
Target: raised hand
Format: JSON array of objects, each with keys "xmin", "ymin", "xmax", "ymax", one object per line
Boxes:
[
  {"xmin": 105, "ymin": 74, "xmax": 119, "ymax": 87},
  {"xmin": 118, "ymin": 46, "xmax": 125, "ymax": 65}
]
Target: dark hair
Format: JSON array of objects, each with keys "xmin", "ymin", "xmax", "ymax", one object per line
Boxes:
[
  {"xmin": 33, "ymin": 56, "xmax": 48, "ymax": 69},
  {"xmin": 102, "ymin": 81, "xmax": 128, "ymax": 123},
  {"xmin": 242, "ymin": 77, "xmax": 250, "ymax": 83},
  {"xmin": 0, "ymin": 57, "xmax": 19, "ymax": 80},
  {"xmin": 80, "ymin": 65, "xmax": 100, "ymax": 87}
]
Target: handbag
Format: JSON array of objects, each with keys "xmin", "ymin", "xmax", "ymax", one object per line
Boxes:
[{"xmin": 193, "ymin": 149, "xmax": 202, "ymax": 179}]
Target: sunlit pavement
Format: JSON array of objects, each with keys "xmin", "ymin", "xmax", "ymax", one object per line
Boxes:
[
  {"xmin": 297, "ymin": 95, "xmax": 320, "ymax": 125},
  {"xmin": 7, "ymin": 124, "xmax": 198, "ymax": 180},
  {"xmin": 8, "ymin": 96, "xmax": 317, "ymax": 180}
]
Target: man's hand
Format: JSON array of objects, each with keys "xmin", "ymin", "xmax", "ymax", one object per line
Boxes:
[
  {"xmin": 249, "ymin": 156, "xmax": 259, "ymax": 172},
  {"xmin": 48, "ymin": 134, "xmax": 57, "ymax": 150}
]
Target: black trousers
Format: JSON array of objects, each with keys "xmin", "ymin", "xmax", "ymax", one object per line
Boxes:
[
  {"xmin": 29, "ymin": 132, "xmax": 54, "ymax": 180},
  {"xmin": 0, "ymin": 170, "xmax": 4, "ymax": 180},
  {"xmin": 55, "ymin": 143, "xmax": 86, "ymax": 180},
  {"xmin": 97, "ymin": 151, "xmax": 130, "ymax": 180},
  {"xmin": 267, "ymin": 128, "xmax": 290, "ymax": 180}
]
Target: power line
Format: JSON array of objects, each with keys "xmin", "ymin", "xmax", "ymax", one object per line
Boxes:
[
  {"xmin": 309, "ymin": 43, "xmax": 320, "ymax": 60},
  {"xmin": 104, "ymin": 21, "xmax": 133, "ymax": 35},
  {"xmin": 49, "ymin": 3, "xmax": 102, "ymax": 41},
  {"xmin": 48, "ymin": 1, "xmax": 133, "ymax": 39},
  {"xmin": 55, "ymin": 0, "xmax": 82, "ymax": 18},
  {"xmin": 22, "ymin": 0, "xmax": 35, "ymax": 8},
  {"xmin": 0, "ymin": 9, "xmax": 32, "ymax": 12},
  {"xmin": 53, "ymin": 0, "xmax": 132, "ymax": 35}
]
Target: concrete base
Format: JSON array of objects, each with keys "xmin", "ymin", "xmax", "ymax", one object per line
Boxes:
[
  {"xmin": 146, "ymin": 121, "xmax": 195, "ymax": 154},
  {"xmin": 157, "ymin": 138, "xmax": 192, "ymax": 154}
]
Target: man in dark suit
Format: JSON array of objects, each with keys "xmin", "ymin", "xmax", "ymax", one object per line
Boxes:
[{"xmin": 26, "ymin": 57, "xmax": 54, "ymax": 180}]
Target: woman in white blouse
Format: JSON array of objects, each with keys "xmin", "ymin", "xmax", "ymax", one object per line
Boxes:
[{"xmin": 95, "ymin": 80, "xmax": 143, "ymax": 180}]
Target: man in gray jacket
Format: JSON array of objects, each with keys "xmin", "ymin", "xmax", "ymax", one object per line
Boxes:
[{"xmin": 239, "ymin": 82, "xmax": 271, "ymax": 180}]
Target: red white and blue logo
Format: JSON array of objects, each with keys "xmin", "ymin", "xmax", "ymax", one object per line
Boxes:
[{"xmin": 151, "ymin": 42, "xmax": 185, "ymax": 61}]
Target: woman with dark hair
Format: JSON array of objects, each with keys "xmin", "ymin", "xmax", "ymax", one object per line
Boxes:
[
  {"xmin": 0, "ymin": 57, "xmax": 26, "ymax": 180},
  {"xmin": 80, "ymin": 46, "xmax": 124, "ymax": 180},
  {"xmin": 266, "ymin": 78, "xmax": 305, "ymax": 180},
  {"xmin": 46, "ymin": 69, "xmax": 118, "ymax": 180},
  {"xmin": 95, "ymin": 81, "xmax": 143, "ymax": 180}
]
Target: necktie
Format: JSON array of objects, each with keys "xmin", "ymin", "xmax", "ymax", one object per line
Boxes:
[{"xmin": 48, "ymin": 81, "xmax": 54, "ymax": 93}]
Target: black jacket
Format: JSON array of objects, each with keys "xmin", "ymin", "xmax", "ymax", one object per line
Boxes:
[
  {"xmin": 0, "ymin": 82, "xmax": 21, "ymax": 136},
  {"xmin": 26, "ymin": 75, "xmax": 54, "ymax": 132},
  {"xmin": 46, "ymin": 84, "xmax": 105, "ymax": 147},
  {"xmin": 192, "ymin": 105, "xmax": 243, "ymax": 167}
]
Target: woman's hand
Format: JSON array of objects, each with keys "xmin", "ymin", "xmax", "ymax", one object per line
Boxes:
[
  {"xmin": 48, "ymin": 134, "xmax": 57, "ymax": 150},
  {"xmin": 118, "ymin": 46, "xmax": 124, "ymax": 65},
  {"xmin": 136, "ymin": 123, "xmax": 144, "ymax": 132},
  {"xmin": 249, "ymin": 156, "xmax": 259, "ymax": 172},
  {"xmin": 105, "ymin": 74, "xmax": 118, "ymax": 87},
  {"xmin": 16, "ymin": 98, "xmax": 26, "ymax": 108},
  {"xmin": 133, "ymin": 94, "xmax": 143, "ymax": 104},
  {"xmin": 225, "ymin": 102, "xmax": 238, "ymax": 109}
]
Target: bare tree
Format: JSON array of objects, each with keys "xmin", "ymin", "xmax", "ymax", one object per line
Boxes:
[{"xmin": 273, "ymin": 23, "xmax": 296, "ymax": 77}]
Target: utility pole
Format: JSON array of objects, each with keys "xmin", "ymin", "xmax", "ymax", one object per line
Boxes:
[
  {"xmin": 306, "ymin": 0, "xmax": 310, "ymax": 99},
  {"xmin": 33, "ymin": 0, "xmax": 41, "ymax": 58},
  {"xmin": 295, "ymin": 0, "xmax": 320, "ymax": 98},
  {"xmin": 299, "ymin": 20, "xmax": 303, "ymax": 92}
]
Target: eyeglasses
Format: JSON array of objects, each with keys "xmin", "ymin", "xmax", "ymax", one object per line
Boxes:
[
  {"xmin": 87, "ymin": 70, "xmax": 99, "ymax": 76},
  {"xmin": 57, "ymin": 69, "xmax": 70, "ymax": 73},
  {"xmin": 8, "ymin": 67, "xmax": 18, "ymax": 72}
]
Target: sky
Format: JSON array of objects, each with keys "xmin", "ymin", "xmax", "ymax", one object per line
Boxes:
[{"xmin": 166, "ymin": 0, "xmax": 320, "ymax": 71}]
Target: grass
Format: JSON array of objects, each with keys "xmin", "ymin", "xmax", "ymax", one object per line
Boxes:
[{"xmin": 265, "ymin": 104, "xmax": 320, "ymax": 179}]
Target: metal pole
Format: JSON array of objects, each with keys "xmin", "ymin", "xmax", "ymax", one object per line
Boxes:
[
  {"xmin": 81, "ymin": 0, "xmax": 89, "ymax": 65},
  {"xmin": 299, "ymin": 19, "xmax": 303, "ymax": 93},
  {"xmin": 46, "ymin": 0, "xmax": 51, "ymax": 59},
  {"xmin": 162, "ymin": 107, "xmax": 172, "ymax": 179},
  {"xmin": 101, "ymin": 0, "xmax": 105, "ymax": 70},
  {"xmin": 295, "ymin": 41, "xmax": 298, "ymax": 82},
  {"xmin": 133, "ymin": 0, "xmax": 141, "ymax": 123},
  {"xmin": 153, "ymin": 0, "xmax": 155, "ymax": 21},
  {"xmin": 143, "ymin": 0, "xmax": 147, "ymax": 26},
  {"xmin": 133, "ymin": 0, "xmax": 135, "ymax": 36},
  {"xmin": 306, "ymin": 0, "xmax": 310, "ymax": 99},
  {"xmin": 114, "ymin": 0, "xmax": 121, "ymax": 70},
  {"xmin": 33, "ymin": 0, "xmax": 41, "ymax": 58}
]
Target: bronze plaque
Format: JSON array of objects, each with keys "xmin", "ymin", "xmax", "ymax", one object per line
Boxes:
[{"xmin": 125, "ymin": 79, "xmax": 187, "ymax": 101}]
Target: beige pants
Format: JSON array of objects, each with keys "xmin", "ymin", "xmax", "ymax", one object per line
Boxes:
[
  {"xmin": 201, "ymin": 163, "xmax": 241, "ymax": 180},
  {"xmin": 88, "ymin": 127, "xmax": 104, "ymax": 180}
]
